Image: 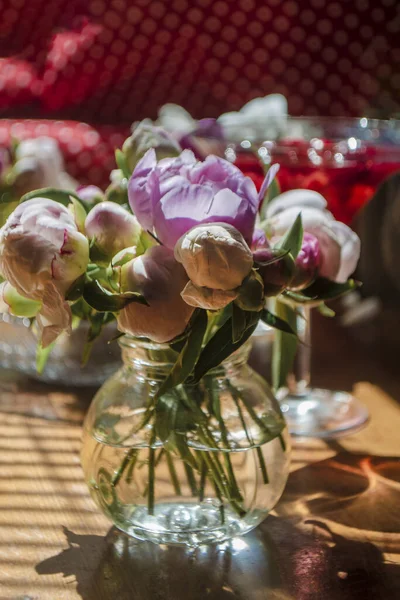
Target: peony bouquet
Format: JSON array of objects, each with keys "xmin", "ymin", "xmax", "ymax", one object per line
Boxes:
[{"xmin": 0, "ymin": 122, "xmax": 360, "ymax": 519}]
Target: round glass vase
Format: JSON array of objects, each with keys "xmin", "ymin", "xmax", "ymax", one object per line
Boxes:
[{"xmin": 81, "ymin": 335, "xmax": 290, "ymax": 547}]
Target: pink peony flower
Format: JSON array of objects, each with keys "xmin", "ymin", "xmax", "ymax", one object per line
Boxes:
[
  {"xmin": 117, "ymin": 245, "xmax": 194, "ymax": 343},
  {"xmin": 266, "ymin": 189, "xmax": 360, "ymax": 282},
  {"xmin": 128, "ymin": 149, "xmax": 278, "ymax": 249}
]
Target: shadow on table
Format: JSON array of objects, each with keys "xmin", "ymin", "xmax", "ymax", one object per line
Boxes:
[
  {"xmin": 34, "ymin": 517, "xmax": 399, "ymax": 600},
  {"xmin": 35, "ymin": 453, "xmax": 400, "ymax": 600}
]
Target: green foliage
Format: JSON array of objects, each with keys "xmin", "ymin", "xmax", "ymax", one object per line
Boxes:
[
  {"xmin": 284, "ymin": 277, "xmax": 360, "ymax": 304},
  {"xmin": 271, "ymin": 300, "xmax": 298, "ymax": 391},
  {"xmin": 275, "ymin": 213, "xmax": 303, "ymax": 259},
  {"xmin": 82, "ymin": 311, "xmax": 115, "ymax": 366},
  {"xmin": 20, "ymin": 187, "xmax": 84, "ymax": 207},
  {"xmin": 260, "ymin": 308, "xmax": 296, "ymax": 335},
  {"xmin": 191, "ymin": 309, "xmax": 261, "ymax": 383},
  {"xmin": 36, "ymin": 341, "xmax": 56, "ymax": 375},
  {"xmin": 65, "ymin": 274, "xmax": 86, "ymax": 302},
  {"xmin": 83, "ymin": 279, "xmax": 148, "ymax": 312},
  {"xmin": 156, "ymin": 309, "xmax": 208, "ymax": 399},
  {"xmin": 115, "ymin": 149, "xmax": 131, "ymax": 179},
  {"xmin": 317, "ymin": 302, "xmax": 336, "ymax": 318},
  {"xmin": 232, "ymin": 304, "xmax": 260, "ymax": 343}
]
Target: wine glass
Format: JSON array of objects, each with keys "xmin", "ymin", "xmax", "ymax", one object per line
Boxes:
[{"xmin": 193, "ymin": 117, "xmax": 400, "ymax": 438}]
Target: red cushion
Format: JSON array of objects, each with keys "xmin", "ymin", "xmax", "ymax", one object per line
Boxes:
[
  {"xmin": 0, "ymin": 119, "xmax": 129, "ymax": 187},
  {"xmin": 0, "ymin": 0, "xmax": 399, "ymax": 121}
]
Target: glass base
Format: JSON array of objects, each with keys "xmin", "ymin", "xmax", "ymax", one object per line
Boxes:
[
  {"xmin": 278, "ymin": 388, "xmax": 369, "ymax": 438},
  {"xmin": 112, "ymin": 502, "xmax": 264, "ymax": 547}
]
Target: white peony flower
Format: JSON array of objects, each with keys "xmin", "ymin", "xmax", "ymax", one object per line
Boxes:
[
  {"xmin": 217, "ymin": 94, "xmax": 288, "ymax": 141},
  {"xmin": 14, "ymin": 136, "xmax": 78, "ymax": 192},
  {"xmin": 157, "ymin": 104, "xmax": 197, "ymax": 137},
  {"xmin": 0, "ymin": 198, "xmax": 89, "ymax": 345},
  {"xmin": 265, "ymin": 189, "xmax": 361, "ymax": 283},
  {"xmin": 85, "ymin": 202, "xmax": 141, "ymax": 261}
]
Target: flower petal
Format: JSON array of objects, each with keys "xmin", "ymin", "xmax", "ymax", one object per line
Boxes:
[
  {"xmin": 330, "ymin": 221, "xmax": 361, "ymax": 282},
  {"xmin": 258, "ymin": 163, "xmax": 280, "ymax": 206},
  {"xmin": 36, "ymin": 282, "xmax": 72, "ymax": 348},
  {"xmin": 181, "ymin": 280, "xmax": 237, "ymax": 310},
  {"xmin": 266, "ymin": 189, "xmax": 328, "ymax": 218}
]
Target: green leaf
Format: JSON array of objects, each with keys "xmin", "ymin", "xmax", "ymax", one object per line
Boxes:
[
  {"xmin": 69, "ymin": 197, "xmax": 87, "ymax": 232},
  {"xmin": 65, "ymin": 274, "xmax": 86, "ymax": 302},
  {"xmin": 155, "ymin": 392, "xmax": 179, "ymax": 442},
  {"xmin": 261, "ymin": 308, "xmax": 296, "ymax": 335},
  {"xmin": 70, "ymin": 298, "xmax": 93, "ymax": 320},
  {"xmin": 167, "ymin": 432, "xmax": 198, "ymax": 469},
  {"xmin": 232, "ymin": 303, "xmax": 248, "ymax": 343},
  {"xmin": 81, "ymin": 311, "xmax": 114, "ymax": 366},
  {"xmin": 317, "ymin": 302, "xmax": 336, "ymax": 318},
  {"xmin": 271, "ymin": 300, "xmax": 298, "ymax": 391},
  {"xmin": 89, "ymin": 240, "xmax": 111, "ymax": 266},
  {"xmin": 260, "ymin": 174, "xmax": 281, "ymax": 219},
  {"xmin": 192, "ymin": 310, "xmax": 261, "ymax": 383},
  {"xmin": 36, "ymin": 341, "xmax": 56, "ymax": 374},
  {"xmin": 301, "ymin": 277, "xmax": 361, "ymax": 301},
  {"xmin": 275, "ymin": 213, "xmax": 303, "ymax": 259},
  {"xmin": 232, "ymin": 304, "xmax": 259, "ymax": 343},
  {"xmin": 156, "ymin": 309, "xmax": 208, "ymax": 399},
  {"xmin": 0, "ymin": 188, "xmax": 17, "ymax": 205},
  {"xmin": 115, "ymin": 149, "xmax": 131, "ymax": 179},
  {"xmin": 20, "ymin": 187, "xmax": 84, "ymax": 208},
  {"xmin": 283, "ymin": 290, "xmax": 315, "ymax": 304},
  {"xmin": 83, "ymin": 279, "xmax": 148, "ymax": 312}
]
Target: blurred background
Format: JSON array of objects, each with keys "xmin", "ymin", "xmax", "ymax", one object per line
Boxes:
[{"xmin": 1, "ymin": 0, "xmax": 399, "ymax": 122}]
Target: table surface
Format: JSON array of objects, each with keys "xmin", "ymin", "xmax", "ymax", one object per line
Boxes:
[{"xmin": 0, "ymin": 314, "xmax": 399, "ymax": 600}]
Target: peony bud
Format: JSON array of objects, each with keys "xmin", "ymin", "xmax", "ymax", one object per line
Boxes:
[
  {"xmin": 254, "ymin": 248, "xmax": 295, "ymax": 297},
  {"xmin": 0, "ymin": 198, "xmax": 89, "ymax": 346},
  {"xmin": 290, "ymin": 233, "xmax": 321, "ymax": 290},
  {"xmin": 181, "ymin": 281, "xmax": 237, "ymax": 310},
  {"xmin": 123, "ymin": 120, "xmax": 181, "ymax": 172},
  {"xmin": 174, "ymin": 223, "xmax": 253, "ymax": 291},
  {"xmin": 108, "ymin": 246, "xmax": 138, "ymax": 291},
  {"xmin": 117, "ymin": 246, "xmax": 194, "ymax": 343},
  {"xmin": 77, "ymin": 185, "xmax": 104, "ymax": 207},
  {"xmin": 85, "ymin": 202, "xmax": 141, "ymax": 262}
]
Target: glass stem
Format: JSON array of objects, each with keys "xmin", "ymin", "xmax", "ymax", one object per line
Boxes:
[{"xmin": 287, "ymin": 305, "xmax": 311, "ymax": 397}]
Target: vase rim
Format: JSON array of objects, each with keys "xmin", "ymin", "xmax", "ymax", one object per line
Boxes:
[{"xmin": 118, "ymin": 333, "xmax": 252, "ymax": 370}]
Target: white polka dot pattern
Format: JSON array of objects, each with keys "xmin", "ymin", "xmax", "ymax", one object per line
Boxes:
[{"xmin": 0, "ymin": 1, "xmax": 398, "ymax": 146}]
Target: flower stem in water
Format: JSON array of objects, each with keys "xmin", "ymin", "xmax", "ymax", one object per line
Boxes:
[
  {"xmin": 198, "ymin": 455, "xmax": 207, "ymax": 502},
  {"xmin": 256, "ymin": 446, "xmax": 269, "ymax": 484},
  {"xmin": 166, "ymin": 451, "xmax": 181, "ymax": 496},
  {"xmin": 184, "ymin": 463, "xmax": 198, "ymax": 496},
  {"xmin": 148, "ymin": 433, "xmax": 156, "ymax": 515},
  {"xmin": 112, "ymin": 448, "xmax": 137, "ymax": 487}
]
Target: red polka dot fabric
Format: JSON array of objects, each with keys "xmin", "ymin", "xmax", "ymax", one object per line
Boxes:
[{"xmin": 0, "ymin": 0, "xmax": 399, "ymax": 122}]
